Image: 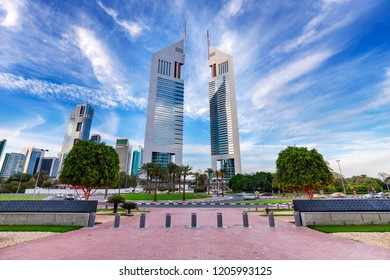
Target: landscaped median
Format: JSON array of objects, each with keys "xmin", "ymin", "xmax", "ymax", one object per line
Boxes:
[{"xmin": 120, "ymin": 193, "xmax": 212, "ymax": 201}]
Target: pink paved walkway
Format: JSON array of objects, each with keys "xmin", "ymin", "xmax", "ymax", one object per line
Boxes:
[{"xmin": 1, "ymin": 208, "xmax": 390, "ymax": 260}]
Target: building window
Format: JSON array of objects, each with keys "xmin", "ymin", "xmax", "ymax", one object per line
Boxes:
[{"xmin": 76, "ymin": 122, "xmax": 82, "ymax": 131}]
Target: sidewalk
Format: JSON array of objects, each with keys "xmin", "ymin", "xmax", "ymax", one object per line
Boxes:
[{"xmin": 1, "ymin": 208, "xmax": 390, "ymax": 260}]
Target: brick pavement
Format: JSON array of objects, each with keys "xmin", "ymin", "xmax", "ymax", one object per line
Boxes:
[{"xmin": 1, "ymin": 207, "xmax": 390, "ymax": 260}]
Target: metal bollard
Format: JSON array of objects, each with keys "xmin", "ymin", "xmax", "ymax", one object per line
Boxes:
[
  {"xmin": 114, "ymin": 213, "xmax": 121, "ymax": 228},
  {"xmin": 139, "ymin": 213, "xmax": 146, "ymax": 228},
  {"xmin": 268, "ymin": 212, "xmax": 275, "ymax": 227},
  {"xmin": 191, "ymin": 212, "xmax": 197, "ymax": 228},
  {"xmin": 242, "ymin": 211, "xmax": 249, "ymax": 228},
  {"xmin": 165, "ymin": 213, "xmax": 172, "ymax": 228},
  {"xmin": 88, "ymin": 212, "xmax": 96, "ymax": 227},
  {"xmin": 217, "ymin": 212, "xmax": 223, "ymax": 228},
  {"xmin": 294, "ymin": 211, "xmax": 302, "ymax": 227}
]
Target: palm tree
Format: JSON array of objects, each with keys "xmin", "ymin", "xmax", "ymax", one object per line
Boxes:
[
  {"xmin": 107, "ymin": 194, "xmax": 125, "ymax": 213},
  {"xmin": 219, "ymin": 168, "xmax": 227, "ymax": 197},
  {"xmin": 139, "ymin": 162, "xmax": 155, "ymax": 194},
  {"xmin": 205, "ymin": 168, "xmax": 214, "ymax": 195},
  {"xmin": 214, "ymin": 170, "xmax": 221, "ymax": 195},
  {"xmin": 167, "ymin": 162, "xmax": 178, "ymax": 193},
  {"xmin": 181, "ymin": 165, "xmax": 192, "ymax": 201},
  {"xmin": 152, "ymin": 163, "xmax": 163, "ymax": 202},
  {"xmin": 175, "ymin": 165, "xmax": 183, "ymax": 193}
]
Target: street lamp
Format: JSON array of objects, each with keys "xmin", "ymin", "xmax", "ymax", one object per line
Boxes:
[
  {"xmin": 33, "ymin": 149, "xmax": 49, "ymax": 199},
  {"xmin": 336, "ymin": 160, "xmax": 346, "ymax": 194}
]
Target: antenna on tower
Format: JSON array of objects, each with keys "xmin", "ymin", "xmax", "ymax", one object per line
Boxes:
[
  {"xmin": 207, "ymin": 30, "xmax": 211, "ymax": 58},
  {"xmin": 182, "ymin": 19, "xmax": 187, "ymax": 51},
  {"xmin": 84, "ymin": 92, "xmax": 89, "ymax": 104}
]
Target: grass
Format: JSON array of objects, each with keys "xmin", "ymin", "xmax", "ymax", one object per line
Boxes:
[
  {"xmin": 0, "ymin": 225, "xmax": 82, "ymax": 232},
  {"xmin": 0, "ymin": 195, "xmax": 47, "ymax": 200},
  {"xmin": 309, "ymin": 225, "xmax": 390, "ymax": 233},
  {"xmin": 121, "ymin": 193, "xmax": 211, "ymax": 201}
]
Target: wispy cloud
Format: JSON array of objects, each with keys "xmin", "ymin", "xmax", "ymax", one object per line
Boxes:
[
  {"xmin": 97, "ymin": 0, "xmax": 148, "ymax": 41},
  {"xmin": 250, "ymin": 50, "xmax": 334, "ymax": 109},
  {"xmin": 0, "ymin": 72, "xmax": 146, "ymax": 109},
  {"xmin": 0, "ymin": 0, "xmax": 26, "ymax": 29}
]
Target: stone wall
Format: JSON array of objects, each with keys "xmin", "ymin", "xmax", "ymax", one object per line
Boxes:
[
  {"xmin": 0, "ymin": 213, "xmax": 90, "ymax": 227},
  {"xmin": 301, "ymin": 212, "xmax": 390, "ymax": 226}
]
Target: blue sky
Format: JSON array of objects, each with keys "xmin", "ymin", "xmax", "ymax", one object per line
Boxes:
[{"xmin": 0, "ymin": 0, "xmax": 389, "ymax": 178}]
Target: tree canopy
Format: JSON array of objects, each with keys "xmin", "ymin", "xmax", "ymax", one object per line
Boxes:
[
  {"xmin": 59, "ymin": 140, "xmax": 120, "ymax": 200},
  {"xmin": 275, "ymin": 146, "xmax": 334, "ymax": 199}
]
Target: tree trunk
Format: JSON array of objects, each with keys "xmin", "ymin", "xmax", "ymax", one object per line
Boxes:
[{"xmin": 182, "ymin": 176, "xmax": 186, "ymax": 201}]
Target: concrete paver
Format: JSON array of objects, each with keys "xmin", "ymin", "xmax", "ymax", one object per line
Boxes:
[{"xmin": 1, "ymin": 208, "xmax": 390, "ymax": 260}]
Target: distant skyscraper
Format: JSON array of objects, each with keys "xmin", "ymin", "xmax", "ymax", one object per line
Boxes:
[
  {"xmin": 115, "ymin": 139, "xmax": 132, "ymax": 174},
  {"xmin": 41, "ymin": 157, "xmax": 60, "ymax": 178},
  {"xmin": 58, "ymin": 102, "xmax": 94, "ymax": 174},
  {"xmin": 143, "ymin": 25, "xmax": 186, "ymax": 167},
  {"xmin": 0, "ymin": 153, "xmax": 25, "ymax": 178},
  {"xmin": 131, "ymin": 145, "xmax": 144, "ymax": 176},
  {"xmin": 0, "ymin": 139, "xmax": 6, "ymax": 164},
  {"xmin": 207, "ymin": 31, "xmax": 242, "ymax": 178},
  {"xmin": 21, "ymin": 147, "xmax": 45, "ymax": 175},
  {"xmin": 90, "ymin": 134, "xmax": 101, "ymax": 143}
]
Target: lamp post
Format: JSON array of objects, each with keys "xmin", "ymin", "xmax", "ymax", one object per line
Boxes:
[
  {"xmin": 336, "ymin": 160, "xmax": 346, "ymax": 194},
  {"xmin": 33, "ymin": 149, "xmax": 48, "ymax": 199}
]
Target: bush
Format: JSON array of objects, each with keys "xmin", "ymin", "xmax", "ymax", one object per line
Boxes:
[
  {"xmin": 122, "ymin": 202, "xmax": 138, "ymax": 213},
  {"xmin": 107, "ymin": 195, "xmax": 125, "ymax": 213}
]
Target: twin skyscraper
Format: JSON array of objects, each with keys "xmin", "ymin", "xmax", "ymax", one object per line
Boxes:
[{"xmin": 143, "ymin": 27, "xmax": 241, "ymax": 179}]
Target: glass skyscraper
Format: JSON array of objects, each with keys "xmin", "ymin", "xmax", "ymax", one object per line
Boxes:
[
  {"xmin": 131, "ymin": 145, "xmax": 143, "ymax": 176},
  {"xmin": 207, "ymin": 32, "xmax": 241, "ymax": 178},
  {"xmin": 115, "ymin": 139, "xmax": 132, "ymax": 174},
  {"xmin": 58, "ymin": 102, "xmax": 94, "ymax": 175},
  {"xmin": 0, "ymin": 139, "xmax": 6, "ymax": 164},
  {"xmin": 0, "ymin": 153, "xmax": 25, "ymax": 178},
  {"xmin": 143, "ymin": 26, "xmax": 186, "ymax": 167}
]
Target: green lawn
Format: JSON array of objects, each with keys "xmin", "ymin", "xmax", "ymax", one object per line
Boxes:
[
  {"xmin": 309, "ymin": 225, "xmax": 390, "ymax": 233},
  {"xmin": 0, "ymin": 195, "xmax": 47, "ymax": 200},
  {"xmin": 0, "ymin": 225, "xmax": 82, "ymax": 232},
  {"xmin": 121, "ymin": 193, "xmax": 211, "ymax": 200}
]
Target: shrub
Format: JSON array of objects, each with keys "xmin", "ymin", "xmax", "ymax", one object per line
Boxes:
[
  {"xmin": 107, "ymin": 194, "xmax": 125, "ymax": 213},
  {"xmin": 122, "ymin": 202, "xmax": 138, "ymax": 213}
]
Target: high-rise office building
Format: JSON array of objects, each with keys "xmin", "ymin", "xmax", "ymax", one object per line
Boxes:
[
  {"xmin": 143, "ymin": 25, "xmax": 186, "ymax": 167},
  {"xmin": 41, "ymin": 157, "xmax": 60, "ymax": 178},
  {"xmin": 115, "ymin": 139, "xmax": 132, "ymax": 174},
  {"xmin": 0, "ymin": 153, "xmax": 25, "ymax": 179},
  {"xmin": 131, "ymin": 145, "xmax": 144, "ymax": 176},
  {"xmin": 0, "ymin": 139, "xmax": 6, "ymax": 164},
  {"xmin": 58, "ymin": 102, "xmax": 94, "ymax": 174},
  {"xmin": 21, "ymin": 147, "xmax": 46, "ymax": 175},
  {"xmin": 90, "ymin": 134, "xmax": 101, "ymax": 143},
  {"xmin": 207, "ymin": 32, "xmax": 241, "ymax": 178}
]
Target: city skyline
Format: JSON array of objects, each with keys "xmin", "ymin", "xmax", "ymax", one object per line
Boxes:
[{"xmin": 1, "ymin": 0, "xmax": 390, "ymax": 177}]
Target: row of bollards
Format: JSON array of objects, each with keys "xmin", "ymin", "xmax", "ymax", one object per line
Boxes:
[{"xmin": 88, "ymin": 211, "xmax": 303, "ymax": 228}]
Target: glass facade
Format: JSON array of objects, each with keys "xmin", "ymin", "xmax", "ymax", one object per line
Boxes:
[
  {"xmin": 152, "ymin": 77, "xmax": 184, "ymax": 149},
  {"xmin": 152, "ymin": 152, "xmax": 173, "ymax": 167},
  {"xmin": 131, "ymin": 150, "xmax": 141, "ymax": 176},
  {"xmin": 0, "ymin": 153, "xmax": 25, "ymax": 178}
]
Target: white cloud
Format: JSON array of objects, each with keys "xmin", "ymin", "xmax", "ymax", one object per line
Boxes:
[
  {"xmin": 251, "ymin": 50, "xmax": 333, "ymax": 108},
  {"xmin": 222, "ymin": 0, "xmax": 244, "ymax": 18},
  {"xmin": 97, "ymin": 0, "xmax": 148, "ymax": 40},
  {"xmin": 0, "ymin": 0, "xmax": 25, "ymax": 29},
  {"xmin": 0, "ymin": 72, "xmax": 146, "ymax": 109},
  {"xmin": 74, "ymin": 27, "xmax": 146, "ymax": 108}
]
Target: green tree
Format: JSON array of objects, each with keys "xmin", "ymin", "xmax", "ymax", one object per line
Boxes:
[
  {"xmin": 275, "ymin": 146, "xmax": 334, "ymax": 200},
  {"xmin": 59, "ymin": 140, "xmax": 120, "ymax": 200},
  {"xmin": 122, "ymin": 202, "xmax": 138, "ymax": 214},
  {"xmin": 175, "ymin": 165, "xmax": 183, "ymax": 193},
  {"xmin": 107, "ymin": 194, "xmax": 125, "ymax": 213},
  {"xmin": 139, "ymin": 162, "xmax": 155, "ymax": 194},
  {"xmin": 167, "ymin": 162, "xmax": 178, "ymax": 193},
  {"xmin": 34, "ymin": 170, "xmax": 51, "ymax": 187},
  {"xmin": 229, "ymin": 173, "xmax": 252, "ymax": 192},
  {"xmin": 205, "ymin": 168, "xmax": 214, "ymax": 194},
  {"xmin": 219, "ymin": 168, "xmax": 227, "ymax": 197},
  {"xmin": 181, "ymin": 165, "xmax": 192, "ymax": 201}
]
